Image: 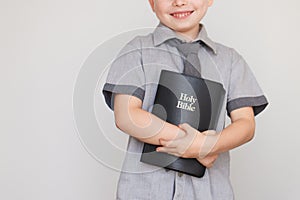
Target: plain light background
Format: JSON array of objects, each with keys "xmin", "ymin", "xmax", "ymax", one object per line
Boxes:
[{"xmin": 1, "ymin": 0, "xmax": 300, "ymax": 199}]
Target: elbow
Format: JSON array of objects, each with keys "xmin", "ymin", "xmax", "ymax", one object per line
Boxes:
[
  {"xmin": 115, "ymin": 119, "xmax": 122, "ymax": 130},
  {"xmin": 114, "ymin": 111, "xmax": 133, "ymax": 134},
  {"xmin": 246, "ymin": 119, "xmax": 256, "ymax": 142},
  {"xmin": 115, "ymin": 120, "xmax": 126, "ymax": 132},
  {"xmin": 114, "ymin": 115, "xmax": 127, "ymax": 132},
  {"xmin": 247, "ymin": 130, "xmax": 255, "ymax": 142}
]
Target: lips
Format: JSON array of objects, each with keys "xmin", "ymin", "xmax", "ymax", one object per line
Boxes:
[{"xmin": 170, "ymin": 11, "xmax": 194, "ymax": 19}]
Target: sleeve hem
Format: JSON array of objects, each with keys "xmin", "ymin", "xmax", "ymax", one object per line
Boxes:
[
  {"xmin": 227, "ymin": 95, "xmax": 268, "ymax": 116},
  {"xmin": 102, "ymin": 83, "xmax": 145, "ymax": 110}
]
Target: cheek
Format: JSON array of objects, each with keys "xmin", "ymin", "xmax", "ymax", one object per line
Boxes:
[
  {"xmin": 153, "ymin": 2, "xmax": 170, "ymax": 13},
  {"xmin": 194, "ymin": 4, "xmax": 209, "ymax": 15},
  {"xmin": 193, "ymin": 1, "xmax": 208, "ymax": 9},
  {"xmin": 155, "ymin": 7, "xmax": 166, "ymax": 14},
  {"xmin": 155, "ymin": 9, "xmax": 170, "ymax": 20}
]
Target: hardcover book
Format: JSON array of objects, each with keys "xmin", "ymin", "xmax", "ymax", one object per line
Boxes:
[{"xmin": 140, "ymin": 70, "xmax": 225, "ymax": 178}]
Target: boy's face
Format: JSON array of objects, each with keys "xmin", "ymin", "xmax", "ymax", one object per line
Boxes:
[{"xmin": 148, "ymin": 0, "xmax": 213, "ymax": 39}]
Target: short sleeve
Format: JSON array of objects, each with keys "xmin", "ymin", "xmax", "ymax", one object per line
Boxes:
[
  {"xmin": 227, "ymin": 49, "xmax": 268, "ymax": 116},
  {"xmin": 102, "ymin": 40, "xmax": 145, "ymax": 110}
]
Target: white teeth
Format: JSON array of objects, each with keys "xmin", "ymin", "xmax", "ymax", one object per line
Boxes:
[{"xmin": 172, "ymin": 12, "xmax": 191, "ymax": 18}]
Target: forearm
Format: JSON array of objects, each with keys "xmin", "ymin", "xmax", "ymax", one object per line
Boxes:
[
  {"xmin": 207, "ymin": 116, "xmax": 255, "ymax": 156},
  {"xmin": 155, "ymin": 107, "xmax": 256, "ymax": 162},
  {"xmin": 114, "ymin": 94, "xmax": 184, "ymax": 145}
]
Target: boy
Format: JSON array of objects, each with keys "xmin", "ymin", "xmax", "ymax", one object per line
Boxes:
[{"xmin": 102, "ymin": 0, "xmax": 268, "ymax": 199}]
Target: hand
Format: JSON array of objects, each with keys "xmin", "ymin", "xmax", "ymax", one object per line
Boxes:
[
  {"xmin": 198, "ymin": 129, "xmax": 220, "ymax": 158},
  {"xmin": 156, "ymin": 123, "xmax": 221, "ymax": 159},
  {"xmin": 196, "ymin": 154, "xmax": 219, "ymax": 168},
  {"xmin": 156, "ymin": 123, "xmax": 203, "ymax": 158}
]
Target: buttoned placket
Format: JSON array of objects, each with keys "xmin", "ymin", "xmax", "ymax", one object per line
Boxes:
[{"xmin": 172, "ymin": 172, "xmax": 186, "ymax": 200}]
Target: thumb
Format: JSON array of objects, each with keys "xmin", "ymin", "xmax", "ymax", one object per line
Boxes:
[
  {"xmin": 159, "ymin": 139, "xmax": 166, "ymax": 145},
  {"xmin": 202, "ymin": 130, "xmax": 218, "ymax": 136}
]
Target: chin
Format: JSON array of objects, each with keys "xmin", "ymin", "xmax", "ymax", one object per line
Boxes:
[{"xmin": 172, "ymin": 25, "xmax": 195, "ymax": 33}]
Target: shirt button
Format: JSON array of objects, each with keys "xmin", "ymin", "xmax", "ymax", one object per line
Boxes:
[{"xmin": 178, "ymin": 172, "xmax": 183, "ymax": 177}]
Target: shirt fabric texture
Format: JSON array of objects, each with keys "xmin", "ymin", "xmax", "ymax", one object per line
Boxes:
[{"xmin": 102, "ymin": 23, "xmax": 268, "ymax": 200}]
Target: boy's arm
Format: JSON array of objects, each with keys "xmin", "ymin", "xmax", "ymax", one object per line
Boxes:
[
  {"xmin": 157, "ymin": 107, "xmax": 255, "ymax": 158},
  {"xmin": 113, "ymin": 94, "xmax": 185, "ymax": 145},
  {"xmin": 208, "ymin": 107, "xmax": 255, "ymax": 156}
]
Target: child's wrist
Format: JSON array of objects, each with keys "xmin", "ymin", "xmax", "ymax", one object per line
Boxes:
[
  {"xmin": 198, "ymin": 130, "xmax": 219, "ymax": 158},
  {"xmin": 189, "ymin": 131, "xmax": 205, "ymax": 158}
]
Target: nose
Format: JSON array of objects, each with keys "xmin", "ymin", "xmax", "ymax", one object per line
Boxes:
[{"xmin": 172, "ymin": 0, "xmax": 187, "ymax": 7}]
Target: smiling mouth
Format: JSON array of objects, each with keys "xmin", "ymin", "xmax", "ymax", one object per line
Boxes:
[{"xmin": 170, "ymin": 11, "xmax": 194, "ymax": 19}]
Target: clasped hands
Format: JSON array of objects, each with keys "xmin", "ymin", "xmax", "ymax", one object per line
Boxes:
[{"xmin": 156, "ymin": 123, "xmax": 220, "ymax": 168}]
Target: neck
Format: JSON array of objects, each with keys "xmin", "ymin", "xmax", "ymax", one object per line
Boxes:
[{"xmin": 175, "ymin": 25, "xmax": 201, "ymax": 42}]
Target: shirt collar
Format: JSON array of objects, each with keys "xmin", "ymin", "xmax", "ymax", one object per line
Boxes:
[{"xmin": 153, "ymin": 23, "xmax": 217, "ymax": 54}]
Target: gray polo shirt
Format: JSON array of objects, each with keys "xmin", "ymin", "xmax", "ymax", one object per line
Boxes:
[{"xmin": 103, "ymin": 23, "xmax": 268, "ymax": 200}]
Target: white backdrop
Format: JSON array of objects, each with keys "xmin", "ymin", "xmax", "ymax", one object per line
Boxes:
[{"xmin": 1, "ymin": 0, "xmax": 300, "ymax": 199}]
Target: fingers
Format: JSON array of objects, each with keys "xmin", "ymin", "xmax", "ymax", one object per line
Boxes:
[
  {"xmin": 156, "ymin": 146, "xmax": 181, "ymax": 157},
  {"xmin": 197, "ymin": 154, "xmax": 219, "ymax": 168},
  {"xmin": 159, "ymin": 129, "xmax": 195, "ymax": 148},
  {"xmin": 157, "ymin": 124, "xmax": 199, "ymax": 158},
  {"xmin": 157, "ymin": 139, "xmax": 192, "ymax": 157},
  {"xmin": 202, "ymin": 130, "xmax": 218, "ymax": 136},
  {"xmin": 159, "ymin": 139, "xmax": 180, "ymax": 148}
]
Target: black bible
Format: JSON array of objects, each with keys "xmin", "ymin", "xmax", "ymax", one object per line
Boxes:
[{"xmin": 140, "ymin": 70, "xmax": 225, "ymax": 178}]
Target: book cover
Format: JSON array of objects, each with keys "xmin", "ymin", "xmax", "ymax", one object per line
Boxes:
[{"xmin": 140, "ymin": 70, "xmax": 225, "ymax": 178}]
